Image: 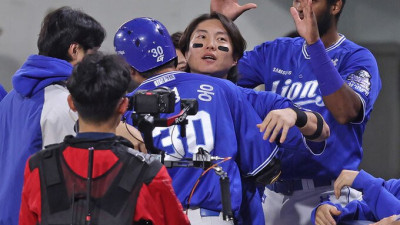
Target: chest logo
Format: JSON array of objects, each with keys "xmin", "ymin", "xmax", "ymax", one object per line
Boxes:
[
  {"xmin": 271, "ymin": 79, "xmax": 324, "ymax": 107},
  {"xmin": 273, "ymin": 67, "xmax": 292, "ymax": 76}
]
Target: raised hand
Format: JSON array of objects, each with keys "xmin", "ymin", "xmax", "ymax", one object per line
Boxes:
[
  {"xmin": 290, "ymin": 0, "xmax": 320, "ymax": 45},
  {"xmin": 210, "ymin": 0, "xmax": 257, "ymax": 21}
]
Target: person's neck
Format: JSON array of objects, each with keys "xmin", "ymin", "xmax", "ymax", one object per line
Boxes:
[
  {"xmin": 191, "ymin": 69, "xmax": 228, "ymax": 79},
  {"xmin": 78, "ymin": 119, "xmax": 117, "ymax": 134},
  {"xmin": 320, "ymin": 26, "xmax": 341, "ymax": 49},
  {"xmin": 157, "ymin": 67, "xmax": 175, "ymax": 74}
]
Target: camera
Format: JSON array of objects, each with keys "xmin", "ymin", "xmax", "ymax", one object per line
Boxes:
[{"xmin": 129, "ymin": 86, "xmax": 175, "ymax": 114}]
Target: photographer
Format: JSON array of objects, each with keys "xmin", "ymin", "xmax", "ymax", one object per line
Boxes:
[
  {"xmin": 114, "ymin": 17, "xmax": 328, "ymax": 225},
  {"xmin": 19, "ymin": 53, "xmax": 189, "ymax": 225}
]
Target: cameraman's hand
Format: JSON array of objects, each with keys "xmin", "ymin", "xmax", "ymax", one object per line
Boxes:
[
  {"xmin": 257, "ymin": 108, "xmax": 296, "ymax": 144},
  {"xmin": 116, "ymin": 122, "xmax": 148, "ymax": 153}
]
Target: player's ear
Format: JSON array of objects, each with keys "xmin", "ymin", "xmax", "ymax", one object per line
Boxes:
[
  {"xmin": 231, "ymin": 57, "xmax": 238, "ymax": 67},
  {"xmin": 331, "ymin": 0, "xmax": 343, "ymax": 17},
  {"xmin": 118, "ymin": 97, "xmax": 129, "ymax": 114},
  {"xmin": 67, "ymin": 95, "xmax": 77, "ymax": 112},
  {"xmin": 67, "ymin": 43, "xmax": 83, "ymax": 65}
]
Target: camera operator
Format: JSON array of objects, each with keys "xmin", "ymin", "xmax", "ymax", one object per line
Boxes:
[
  {"xmin": 114, "ymin": 17, "xmax": 329, "ymax": 225},
  {"xmin": 19, "ymin": 53, "xmax": 190, "ymax": 225}
]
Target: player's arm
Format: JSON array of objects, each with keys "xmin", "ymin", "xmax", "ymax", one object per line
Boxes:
[
  {"xmin": 333, "ymin": 170, "xmax": 359, "ymax": 199},
  {"xmin": 313, "ymin": 204, "xmax": 341, "ymax": 225},
  {"xmin": 371, "ymin": 215, "xmax": 400, "ymax": 225},
  {"xmin": 290, "ymin": 0, "xmax": 362, "ymax": 124},
  {"xmin": 257, "ymin": 106, "xmax": 330, "ymax": 143},
  {"xmin": 346, "ymin": 170, "xmax": 400, "ymax": 220},
  {"xmin": 238, "ymin": 87, "xmax": 329, "ymax": 143},
  {"xmin": 210, "ymin": 0, "xmax": 257, "ymax": 21},
  {"xmin": 312, "ymin": 200, "xmax": 378, "ymax": 225}
]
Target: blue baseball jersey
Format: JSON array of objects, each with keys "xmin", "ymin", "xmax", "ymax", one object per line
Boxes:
[
  {"xmin": 238, "ymin": 35, "xmax": 381, "ymax": 180},
  {"xmin": 125, "ymin": 71, "xmax": 281, "ymax": 220},
  {"xmin": 0, "ymin": 84, "xmax": 7, "ymax": 101}
]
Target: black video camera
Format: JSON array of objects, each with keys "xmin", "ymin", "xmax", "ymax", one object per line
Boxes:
[{"xmin": 129, "ymin": 86, "xmax": 175, "ymax": 114}]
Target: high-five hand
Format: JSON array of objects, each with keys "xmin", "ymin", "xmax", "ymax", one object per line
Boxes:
[
  {"xmin": 210, "ymin": 0, "xmax": 257, "ymax": 21},
  {"xmin": 290, "ymin": 0, "xmax": 320, "ymax": 45}
]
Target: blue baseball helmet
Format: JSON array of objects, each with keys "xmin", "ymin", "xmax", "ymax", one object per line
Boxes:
[{"xmin": 114, "ymin": 17, "xmax": 177, "ymax": 72}]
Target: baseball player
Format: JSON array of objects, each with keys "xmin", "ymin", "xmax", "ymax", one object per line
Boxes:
[
  {"xmin": 211, "ymin": 0, "xmax": 382, "ymax": 224},
  {"xmin": 114, "ymin": 17, "xmax": 329, "ymax": 225}
]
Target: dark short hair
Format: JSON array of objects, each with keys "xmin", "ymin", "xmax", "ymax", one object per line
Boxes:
[
  {"xmin": 67, "ymin": 52, "xmax": 131, "ymax": 123},
  {"xmin": 179, "ymin": 13, "xmax": 246, "ymax": 83},
  {"xmin": 327, "ymin": 0, "xmax": 346, "ymax": 21},
  {"xmin": 171, "ymin": 31, "xmax": 183, "ymax": 49},
  {"xmin": 37, "ymin": 6, "xmax": 106, "ymax": 62}
]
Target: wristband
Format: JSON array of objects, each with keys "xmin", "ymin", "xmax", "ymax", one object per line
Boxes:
[
  {"xmin": 290, "ymin": 106, "xmax": 307, "ymax": 128},
  {"xmin": 304, "ymin": 112, "xmax": 323, "ymax": 140},
  {"xmin": 307, "ymin": 39, "xmax": 345, "ymax": 96}
]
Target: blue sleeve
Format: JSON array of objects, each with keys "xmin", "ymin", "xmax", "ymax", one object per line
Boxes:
[
  {"xmin": 311, "ymin": 201, "xmax": 376, "ymax": 225},
  {"xmin": 238, "ymin": 86, "xmax": 293, "ymax": 119},
  {"xmin": 237, "ymin": 43, "xmax": 272, "ymax": 88},
  {"xmin": 352, "ymin": 170, "xmax": 400, "ymax": 220},
  {"xmin": 0, "ymin": 84, "xmax": 7, "ymax": 101},
  {"xmin": 226, "ymin": 82, "xmax": 278, "ymax": 176},
  {"xmin": 341, "ymin": 48, "xmax": 381, "ymax": 123},
  {"xmin": 237, "ymin": 86, "xmax": 324, "ymax": 152}
]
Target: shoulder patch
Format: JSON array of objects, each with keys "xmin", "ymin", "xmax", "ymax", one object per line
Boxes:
[{"xmin": 346, "ymin": 70, "xmax": 371, "ymax": 96}]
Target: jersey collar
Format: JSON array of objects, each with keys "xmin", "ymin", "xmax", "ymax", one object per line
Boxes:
[
  {"xmin": 140, "ymin": 71, "xmax": 184, "ymax": 86},
  {"xmin": 302, "ymin": 34, "xmax": 346, "ymax": 59}
]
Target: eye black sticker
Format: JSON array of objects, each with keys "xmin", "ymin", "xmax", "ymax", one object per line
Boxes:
[
  {"xmin": 192, "ymin": 43, "xmax": 203, "ymax": 48},
  {"xmin": 218, "ymin": 46, "xmax": 229, "ymax": 52}
]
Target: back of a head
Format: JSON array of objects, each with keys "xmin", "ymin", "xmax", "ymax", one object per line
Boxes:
[
  {"xmin": 114, "ymin": 17, "xmax": 176, "ymax": 73},
  {"xmin": 37, "ymin": 6, "xmax": 106, "ymax": 62},
  {"xmin": 171, "ymin": 31, "xmax": 183, "ymax": 49},
  {"xmin": 67, "ymin": 52, "xmax": 130, "ymax": 123}
]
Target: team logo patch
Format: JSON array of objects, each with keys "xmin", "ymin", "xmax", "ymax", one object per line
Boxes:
[{"xmin": 346, "ymin": 70, "xmax": 371, "ymax": 96}]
